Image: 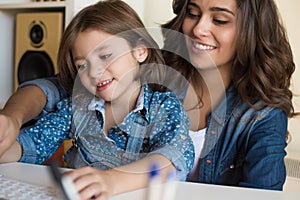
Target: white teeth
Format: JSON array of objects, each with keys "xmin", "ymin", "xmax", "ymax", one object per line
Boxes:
[
  {"xmin": 193, "ymin": 42, "xmax": 215, "ymax": 50},
  {"xmin": 97, "ymin": 79, "xmax": 112, "ymax": 87}
]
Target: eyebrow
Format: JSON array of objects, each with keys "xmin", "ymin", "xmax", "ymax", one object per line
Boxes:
[
  {"xmin": 188, "ymin": 2, "xmax": 235, "ymax": 16},
  {"xmin": 93, "ymin": 44, "xmax": 110, "ymax": 53},
  {"xmin": 73, "ymin": 44, "xmax": 109, "ymax": 61},
  {"xmin": 210, "ymin": 7, "xmax": 235, "ymax": 16}
]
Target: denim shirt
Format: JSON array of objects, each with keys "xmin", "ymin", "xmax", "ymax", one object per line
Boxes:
[
  {"xmin": 19, "ymin": 77, "xmax": 287, "ymax": 190},
  {"xmin": 197, "ymin": 86, "xmax": 288, "ymax": 190},
  {"xmin": 17, "ymin": 84, "xmax": 194, "ymax": 181}
]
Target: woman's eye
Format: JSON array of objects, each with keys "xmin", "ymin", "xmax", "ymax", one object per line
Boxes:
[
  {"xmin": 187, "ymin": 8, "xmax": 200, "ymax": 18},
  {"xmin": 213, "ymin": 19, "xmax": 229, "ymax": 25},
  {"xmin": 100, "ymin": 53, "xmax": 112, "ymax": 60}
]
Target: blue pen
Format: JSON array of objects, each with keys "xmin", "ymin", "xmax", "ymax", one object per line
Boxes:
[
  {"xmin": 147, "ymin": 162, "xmax": 163, "ymax": 200},
  {"xmin": 162, "ymin": 169, "xmax": 178, "ymax": 200}
]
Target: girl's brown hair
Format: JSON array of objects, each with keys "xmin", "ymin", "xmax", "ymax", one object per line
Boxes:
[{"xmin": 58, "ymin": 0, "xmax": 165, "ymax": 95}]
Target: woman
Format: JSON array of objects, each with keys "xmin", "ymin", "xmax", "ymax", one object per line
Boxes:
[
  {"xmin": 0, "ymin": 0, "xmax": 297, "ymax": 191},
  {"xmin": 162, "ymin": 0, "xmax": 297, "ymax": 190}
]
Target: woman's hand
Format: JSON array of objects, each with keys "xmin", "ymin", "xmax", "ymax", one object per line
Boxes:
[{"xmin": 0, "ymin": 113, "xmax": 21, "ymax": 158}]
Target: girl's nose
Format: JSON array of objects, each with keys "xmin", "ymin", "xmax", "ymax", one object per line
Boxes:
[{"xmin": 88, "ymin": 63, "xmax": 105, "ymax": 79}]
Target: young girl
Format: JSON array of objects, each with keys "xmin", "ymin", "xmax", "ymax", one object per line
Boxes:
[{"xmin": 0, "ymin": 0, "xmax": 194, "ymax": 198}]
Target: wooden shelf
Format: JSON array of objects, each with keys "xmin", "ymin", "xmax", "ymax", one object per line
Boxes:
[{"xmin": 0, "ymin": 1, "xmax": 66, "ymax": 10}]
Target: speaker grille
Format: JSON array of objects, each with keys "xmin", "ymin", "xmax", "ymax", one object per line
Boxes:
[{"xmin": 18, "ymin": 51, "xmax": 54, "ymax": 84}]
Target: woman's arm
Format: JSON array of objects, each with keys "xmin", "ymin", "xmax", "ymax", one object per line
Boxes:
[
  {"xmin": 241, "ymin": 108, "xmax": 288, "ymax": 190},
  {"xmin": 16, "ymin": 98, "xmax": 72, "ymax": 164},
  {"xmin": 1, "ymin": 85, "xmax": 47, "ymax": 125},
  {"xmin": 0, "ymin": 76, "xmax": 67, "ymax": 159},
  {"xmin": 0, "ymin": 86, "xmax": 46, "ymax": 158},
  {"xmin": 0, "ymin": 141, "xmax": 22, "ymax": 163}
]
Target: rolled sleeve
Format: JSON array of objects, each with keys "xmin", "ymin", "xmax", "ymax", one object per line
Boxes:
[
  {"xmin": 17, "ymin": 131, "xmax": 38, "ymax": 164},
  {"xmin": 148, "ymin": 93, "xmax": 194, "ymax": 181},
  {"xmin": 149, "ymin": 145, "xmax": 190, "ymax": 181},
  {"xmin": 16, "ymin": 99, "xmax": 72, "ymax": 165},
  {"xmin": 18, "ymin": 76, "xmax": 68, "ymax": 118}
]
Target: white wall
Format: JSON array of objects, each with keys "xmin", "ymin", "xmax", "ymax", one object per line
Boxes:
[
  {"xmin": 123, "ymin": 0, "xmax": 144, "ymax": 22},
  {"xmin": 275, "ymin": 0, "xmax": 300, "ymax": 156},
  {"xmin": 142, "ymin": 0, "xmax": 174, "ymax": 48},
  {"xmin": 143, "ymin": 0, "xmax": 174, "ymax": 27},
  {"xmin": 0, "ymin": 11, "xmax": 14, "ymax": 108}
]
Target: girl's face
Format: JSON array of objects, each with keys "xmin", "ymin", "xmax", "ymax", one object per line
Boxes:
[
  {"xmin": 72, "ymin": 29, "xmax": 147, "ymax": 102},
  {"xmin": 182, "ymin": 0, "xmax": 238, "ymax": 71}
]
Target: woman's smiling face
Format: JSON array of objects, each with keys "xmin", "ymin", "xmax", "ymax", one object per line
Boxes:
[{"xmin": 182, "ymin": 0, "xmax": 238, "ymax": 71}]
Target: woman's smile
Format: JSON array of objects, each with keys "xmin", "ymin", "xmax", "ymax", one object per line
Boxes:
[{"xmin": 192, "ymin": 41, "xmax": 216, "ymax": 52}]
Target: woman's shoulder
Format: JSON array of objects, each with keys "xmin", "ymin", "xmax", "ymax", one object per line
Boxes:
[
  {"xmin": 228, "ymin": 98, "xmax": 288, "ymax": 132},
  {"xmin": 235, "ymin": 98, "xmax": 286, "ymax": 117},
  {"xmin": 224, "ymin": 86, "xmax": 287, "ymax": 119}
]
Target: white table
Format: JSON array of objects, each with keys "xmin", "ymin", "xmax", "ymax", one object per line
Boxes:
[{"xmin": 1, "ymin": 162, "xmax": 300, "ymax": 200}]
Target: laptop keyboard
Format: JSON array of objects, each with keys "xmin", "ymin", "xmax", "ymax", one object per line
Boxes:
[{"xmin": 0, "ymin": 174, "xmax": 59, "ymax": 200}]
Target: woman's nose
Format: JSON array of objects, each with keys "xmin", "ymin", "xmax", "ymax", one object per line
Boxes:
[{"xmin": 192, "ymin": 16, "xmax": 211, "ymax": 37}]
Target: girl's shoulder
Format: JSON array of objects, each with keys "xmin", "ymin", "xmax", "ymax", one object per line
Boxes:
[{"xmin": 144, "ymin": 84, "xmax": 182, "ymax": 108}]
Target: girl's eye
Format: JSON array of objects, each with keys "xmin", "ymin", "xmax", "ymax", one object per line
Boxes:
[
  {"xmin": 99, "ymin": 53, "xmax": 112, "ymax": 60},
  {"xmin": 213, "ymin": 19, "xmax": 229, "ymax": 25},
  {"xmin": 78, "ymin": 63, "xmax": 88, "ymax": 70}
]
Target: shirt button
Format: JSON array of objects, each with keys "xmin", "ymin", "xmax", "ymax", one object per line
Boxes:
[
  {"xmin": 230, "ymin": 164, "xmax": 235, "ymax": 169},
  {"xmin": 210, "ymin": 130, "xmax": 216, "ymax": 135},
  {"xmin": 206, "ymin": 159, "xmax": 211, "ymax": 164}
]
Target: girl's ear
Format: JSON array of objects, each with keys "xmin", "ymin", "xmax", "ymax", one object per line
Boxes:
[{"xmin": 133, "ymin": 45, "xmax": 148, "ymax": 63}]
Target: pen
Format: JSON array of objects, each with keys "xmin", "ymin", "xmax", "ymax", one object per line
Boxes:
[
  {"xmin": 161, "ymin": 169, "xmax": 178, "ymax": 200},
  {"xmin": 147, "ymin": 162, "xmax": 163, "ymax": 200}
]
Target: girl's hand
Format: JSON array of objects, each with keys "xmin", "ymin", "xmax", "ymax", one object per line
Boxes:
[
  {"xmin": 65, "ymin": 154, "xmax": 175, "ymax": 199},
  {"xmin": 66, "ymin": 166, "xmax": 115, "ymax": 200}
]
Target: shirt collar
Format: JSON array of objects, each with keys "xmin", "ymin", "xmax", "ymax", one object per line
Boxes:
[
  {"xmin": 88, "ymin": 97, "xmax": 105, "ymax": 112},
  {"xmin": 211, "ymin": 84, "xmax": 239, "ymax": 125}
]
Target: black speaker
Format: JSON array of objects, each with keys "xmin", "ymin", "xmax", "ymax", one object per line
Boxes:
[{"xmin": 14, "ymin": 12, "xmax": 63, "ymax": 90}]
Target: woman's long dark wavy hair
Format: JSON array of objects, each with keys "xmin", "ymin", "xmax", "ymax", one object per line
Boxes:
[
  {"xmin": 162, "ymin": 0, "xmax": 297, "ymax": 118},
  {"xmin": 58, "ymin": 0, "xmax": 165, "ymax": 96}
]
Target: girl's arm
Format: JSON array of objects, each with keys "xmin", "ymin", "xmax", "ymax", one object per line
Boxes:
[
  {"xmin": 67, "ymin": 91, "xmax": 194, "ymax": 199},
  {"xmin": 67, "ymin": 154, "xmax": 174, "ymax": 199}
]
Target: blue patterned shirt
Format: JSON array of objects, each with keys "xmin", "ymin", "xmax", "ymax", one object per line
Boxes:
[{"xmin": 17, "ymin": 84, "xmax": 194, "ymax": 180}]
